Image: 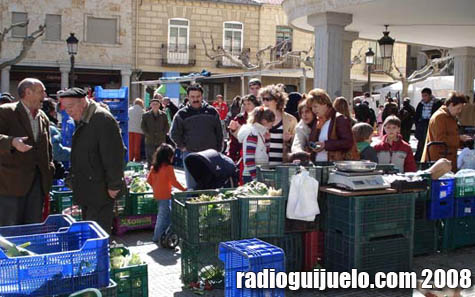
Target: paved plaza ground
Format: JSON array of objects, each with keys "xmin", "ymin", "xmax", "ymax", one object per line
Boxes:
[{"xmin": 112, "ymin": 230, "xmax": 475, "ymax": 297}]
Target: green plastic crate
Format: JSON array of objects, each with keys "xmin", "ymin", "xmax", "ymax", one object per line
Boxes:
[
  {"xmin": 413, "ymin": 190, "xmax": 439, "ymax": 256},
  {"xmin": 325, "ymin": 230, "xmax": 413, "ymax": 277},
  {"xmin": 125, "ymin": 162, "xmax": 145, "ymax": 172},
  {"xmin": 313, "ymin": 161, "xmax": 335, "ymax": 186},
  {"xmin": 126, "ymin": 192, "xmax": 157, "ymax": 215},
  {"xmin": 276, "ymin": 165, "xmax": 318, "ymax": 200},
  {"xmin": 110, "ymin": 260, "xmax": 148, "ymax": 297},
  {"xmin": 326, "ymin": 192, "xmax": 416, "ymax": 241},
  {"xmin": 441, "ymin": 216, "xmax": 475, "ymax": 250},
  {"xmin": 171, "ymin": 190, "xmax": 239, "ymax": 244},
  {"xmin": 265, "ymin": 233, "xmax": 303, "ymax": 272},
  {"xmin": 238, "ymin": 195, "xmax": 285, "ymax": 238},
  {"xmin": 256, "ymin": 166, "xmax": 278, "ymax": 188},
  {"xmin": 455, "ymin": 175, "xmax": 475, "ymax": 198},
  {"xmin": 180, "ymin": 241, "xmax": 224, "ymax": 288},
  {"xmin": 50, "ymin": 190, "xmax": 73, "ymax": 214}
]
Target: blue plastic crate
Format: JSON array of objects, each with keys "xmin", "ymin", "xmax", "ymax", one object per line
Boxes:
[
  {"xmin": 428, "ymin": 197, "xmax": 454, "ymax": 220},
  {"xmin": 94, "ymin": 86, "xmax": 128, "ymax": 100},
  {"xmin": 455, "ymin": 197, "xmax": 475, "ymax": 217},
  {"xmin": 0, "ymin": 214, "xmax": 75, "ymax": 237},
  {"xmin": 0, "ymin": 221, "xmax": 109, "ymax": 296},
  {"xmin": 431, "ymin": 178, "xmax": 455, "ymax": 201},
  {"xmin": 219, "ymin": 238, "xmax": 285, "ymax": 297}
]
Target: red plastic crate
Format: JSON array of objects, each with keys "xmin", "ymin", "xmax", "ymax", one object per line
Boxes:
[{"xmin": 303, "ymin": 231, "xmax": 324, "ymax": 271}]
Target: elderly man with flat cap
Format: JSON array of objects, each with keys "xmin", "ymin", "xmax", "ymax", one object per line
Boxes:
[
  {"xmin": 60, "ymin": 87, "xmax": 126, "ymax": 234},
  {"xmin": 0, "ymin": 78, "xmax": 54, "ymax": 226}
]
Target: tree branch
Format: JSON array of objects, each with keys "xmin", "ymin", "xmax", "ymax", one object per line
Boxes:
[
  {"xmin": 0, "ymin": 24, "xmax": 45, "ymax": 70},
  {"xmin": 0, "ymin": 21, "xmax": 29, "ymax": 42}
]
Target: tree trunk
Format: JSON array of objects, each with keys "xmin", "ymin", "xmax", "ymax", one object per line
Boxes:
[{"xmin": 401, "ymin": 79, "xmax": 409, "ymax": 98}]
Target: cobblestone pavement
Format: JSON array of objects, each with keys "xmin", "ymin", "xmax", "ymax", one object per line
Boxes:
[{"xmin": 112, "ymin": 230, "xmax": 475, "ymax": 297}]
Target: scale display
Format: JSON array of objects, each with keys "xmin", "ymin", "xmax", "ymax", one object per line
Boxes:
[{"xmin": 328, "ymin": 172, "xmax": 390, "ymax": 191}]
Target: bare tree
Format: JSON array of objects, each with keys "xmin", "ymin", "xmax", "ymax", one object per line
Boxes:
[
  {"xmin": 0, "ymin": 20, "xmax": 46, "ymax": 70},
  {"xmin": 384, "ymin": 49, "xmax": 453, "ymax": 98},
  {"xmin": 202, "ymin": 35, "xmax": 313, "ymax": 70}
]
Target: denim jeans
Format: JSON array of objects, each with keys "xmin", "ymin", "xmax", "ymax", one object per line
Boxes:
[
  {"xmin": 153, "ymin": 199, "xmax": 171, "ymax": 242},
  {"xmin": 182, "ymin": 151, "xmax": 197, "ymax": 190}
]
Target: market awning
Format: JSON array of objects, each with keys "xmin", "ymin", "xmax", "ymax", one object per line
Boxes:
[{"xmin": 155, "ymin": 84, "xmax": 187, "ymax": 96}]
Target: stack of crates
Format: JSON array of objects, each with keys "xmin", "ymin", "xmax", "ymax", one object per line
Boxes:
[
  {"xmin": 94, "ymin": 86, "xmax": 129, "ymax": 163},
  {"xmin": 428, "ymin": 177, "xmax": 455, "ymax": 219},
  {"xmin": 110, "ymin": 246, "xmax": 148, "ymax": 297},
  {"xmin": 219, "ymin": 239, "xmax": 285, "ymax": 297},
  {"xmin": 113, "ymin": 189, "xmax": 156, "ymax": 236},
  {"xmin": 325, "ymin": 192, "xmax": 416, "ymax": 277},
  {"xmin": 413, "ymin": 190, "xmax": 439, "ymax": 256},
  {"xmin": 0, "ymin": 221, "xmax": 109, "ymax": 296},
  {"xmin": 171, "ymin": 190, "xmax": 239, "ymax": 289},
  {"xmin": 256, "ymin": 163, "xmax": 333, "ymax": 233},
  {"xmin": 265, "ymin": 233, "xmax": 303, "ymax": 272},
  {"xmin": 441, "ymin": 173, "xmax": 475, "ymax": 250}
]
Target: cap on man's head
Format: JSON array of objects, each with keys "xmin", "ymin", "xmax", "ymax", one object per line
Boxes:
[
  {"xmin": 58, "ymin": 87, "xmax": 87, "ymax": 98},
  {"xmin": 150, "ymin": 98, "xmax": 161, "ymax": 104}
]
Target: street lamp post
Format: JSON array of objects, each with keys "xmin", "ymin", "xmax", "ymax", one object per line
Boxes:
[
  {"xmin": 365, "ymin": 47, "xmax": 375, "ymax": 94},
  {"xmin": 66, "ymin": 33, "xmax": 79, "ymax": 88},
  {"xmin": 378, "ymin": 25, "xmax": 396, "ymax": 72}
]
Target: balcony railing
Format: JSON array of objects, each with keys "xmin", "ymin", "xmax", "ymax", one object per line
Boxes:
[
  {"xmin": 270, "ymin": 50, "xmax": 302, "ymax": 69},
  {"xmin": 161, "ymin": 44, "xmax": 196, "ymax": 66}
]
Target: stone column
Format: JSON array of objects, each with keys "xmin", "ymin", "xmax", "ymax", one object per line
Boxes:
[
  {"xmin": 121, "ymin": 68, "xmax": 132, "ymax": 88},
  {"xmin": 59, "ymin": 64, "xmax": 70, "ymax": 90},
  {"xmin": 342, "ymin": 31, "xmax": 359, "ymax": 102},
  {"xmin": 308, "ymin": 12, "xmax": 352, "ymax": 99},
  {"xmin": 452, "ymin": 47, "xmax": 475, "ymax": 101},
  {"xmin": 1, "ymin": 66, "xmax": 11, "ymax": 93}
]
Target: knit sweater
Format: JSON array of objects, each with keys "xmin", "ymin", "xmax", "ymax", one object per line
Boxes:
[{"xmin": 237, "ymin": 123, "xmax": 269, "ymax": 179}]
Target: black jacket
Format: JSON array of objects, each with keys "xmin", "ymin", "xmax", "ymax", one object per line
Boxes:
[
  {"xmin": 70, "ymin": 100, "xmax": 126, "ymax": 208},
  {"xmin": 170, "ymin": 102, "xmax": 223, "ymax": 152}
]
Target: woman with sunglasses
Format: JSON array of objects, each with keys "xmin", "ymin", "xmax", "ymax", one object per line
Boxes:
[
  {"xmin": 259, "ymin": 84, "xmax": 297, "ymax": 166},
  {"xmin": 306, "ymin": 88, "xmax": 359, "ymax": 162}
]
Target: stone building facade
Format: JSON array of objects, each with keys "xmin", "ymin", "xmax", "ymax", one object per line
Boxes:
[
  {"xmin": 133, "ymin": 0, "xmax": 407, "ymax": 103},
  {"xmin": 0, "ymin": 0, "xmax": 407, "ymax": 103},
  {"xmin": 0, "ymin": 0, "xmax": 133, "ymax": 97}
]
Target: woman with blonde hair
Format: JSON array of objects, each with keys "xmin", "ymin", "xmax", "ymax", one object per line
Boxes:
[
  {"xmin": 306, "ymin": 89, "xmax": 359, "ymax": 162},
  {"xmin": 259, "ymin": 84, "xmax": 297, "ymax": 165}
]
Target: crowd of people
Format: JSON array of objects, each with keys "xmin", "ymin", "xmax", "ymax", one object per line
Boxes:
[{"xmin": 0, "ymin": 76, "xmax": 473, "ymax": 239}]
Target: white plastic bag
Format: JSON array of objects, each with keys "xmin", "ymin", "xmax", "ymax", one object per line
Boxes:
[{"xmin": 286, "ymin": 167, "xmax": 320, "ymax": 221}]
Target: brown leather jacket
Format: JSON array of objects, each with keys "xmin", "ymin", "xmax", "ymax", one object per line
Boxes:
[
  {"xmin": 0, "ymin": 102, "xmax": 54, "ymax": 197},
  {"xmin": 308, "ymin": 108, "xmax": 359, "ymax": 161},
  {"xmin": 422, "ymin": 106, "xmax": 460, "ymax": 172}
]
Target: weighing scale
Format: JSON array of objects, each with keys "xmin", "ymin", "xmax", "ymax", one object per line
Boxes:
[{"xmin": 328, "ymin": 169, "xmax": 390, "ymax": 191}]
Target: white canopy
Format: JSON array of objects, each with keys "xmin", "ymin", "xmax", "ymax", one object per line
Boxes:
[{"xmin": 375, "ymin": 76, "xmax": 457, "ymax": 107}]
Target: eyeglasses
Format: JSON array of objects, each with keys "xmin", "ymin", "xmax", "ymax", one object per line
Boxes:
[{"xmin": 262, "ymin": 96, "xmax": 274, "ymax": 102}]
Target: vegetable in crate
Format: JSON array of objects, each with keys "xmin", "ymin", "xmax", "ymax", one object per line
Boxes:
[
  {"xmin": 0, "ymin": 236, "xmax": 35, "ymax": 257},
  {"xmin": 234, "ymin": 181, "xmax": 281, "ymax": 196},
  {"xmin": 129, "ymin": 176, "xmax": 152, "ymax": 193}
]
